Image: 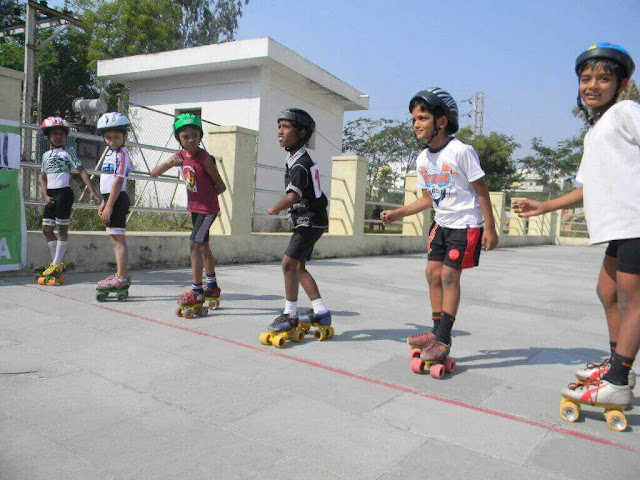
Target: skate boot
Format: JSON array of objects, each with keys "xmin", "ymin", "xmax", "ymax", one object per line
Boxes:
[
  {"xmin": 175, "ymin": 290, "xmax": 207, "ymax": 318},
  {"xmin": 96, "ymin": 273, "xmax": 131, "ymax": 302},
  {"xmin": 407, "ymin": 330, "xmax": 436, "ymax": 349},
  {"xmin": 38, "ymin": 263, "xmax": 66, "ymax": 286},
  {"xmin": 259, "ymin": 313, "xmax": 304, "ymax": 348},
  {"xmin": 575, "ymin": 358, "xmax": 636, "ymax": 389},
  {"xmin": 203, "ymin": 285, "xmax": 221, "ymax": 310},
  {"xmin": 298, "ymin": 309, "xmax": 334, "ymax": 341},
  {"xmin": 560, "ymin": 378, "xmax": 633, "ymax": 432},
  {"xmin": 410, "ymin": 340, "xmax": 456, "ymax": 379}
]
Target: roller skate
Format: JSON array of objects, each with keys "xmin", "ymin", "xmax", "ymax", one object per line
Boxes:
[
  {"xmin": 175, "ymin": 290, "xmax": 207, "ymax": 318},
  {"xmin": 407, "ymin": 330, "xmax": 436, "ymax": 349},
  {"xmin": 259, "ymin": 313, "xmax": 305, "ymax": 348},
  {"xmin": 37, "ymin": 263, "xmax": 66, "ymax": 286},
  {"xmin": 203, "ymin": 285, "xmax": 221, "ymax": 310},
  {"xmin": 575, "ymin": 358, "xmax": 636, "ymax": 388},
  {"xmin": 410, "ymin": 340, "xmax": 456, "ymax": 379},
  {"xmin": 560, "ymin": 378, "xmax": 633, "ymax": 432},
  {"xmin": 298, "ymin": 309, "xmax": 334, "ymax": 341},
  {"xmin": 96, "ymin": 273, "xmax": 131, "ymax": 302}
]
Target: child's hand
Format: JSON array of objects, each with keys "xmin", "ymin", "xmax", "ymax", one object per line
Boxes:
[
  {"xmin": 98, "ymin": 200, "xmax": 105, "ymax": 216},
  {"xmin": 267, "ymin": 206, "xmax": 280, "ymax": 216},
  {"xmin": 44, "ymin": 195, "xmax": 54, "ymax": 207},
  {"xmin": 380, "ymin": 209, "xmax": 398, "ymax": 224},
  {"xmin": 100, "ymin": 204, "xmax": 112, "ymax": 223},
  {"xmin": 512, "ymin": 199, "xmax": 545, "ymax": 218},
  {"xmin": 482, "ymin": 227, "xmax": 499, "ymax": 251},
  {"xmin": 91, "ymin": 191, "xmax": 101, "ymax": 204}
]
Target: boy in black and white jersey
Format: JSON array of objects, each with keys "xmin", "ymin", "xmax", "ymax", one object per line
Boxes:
[{"xmin": 265, "ymin": 108, "xmax": 332, "ymax": 334}]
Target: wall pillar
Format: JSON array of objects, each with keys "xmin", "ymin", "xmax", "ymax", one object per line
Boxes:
[
  {"xmin": 328, "ymin": 155, "xmax": 367, "ymax": 236},
  {"xmin": 402, "ymin": 172, "xmax": 429, "ymax": 236}
]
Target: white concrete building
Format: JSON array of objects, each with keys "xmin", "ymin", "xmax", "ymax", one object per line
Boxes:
[{"xmin": 97, "ymin": 37, "xmax": 368, "ymax": 222}]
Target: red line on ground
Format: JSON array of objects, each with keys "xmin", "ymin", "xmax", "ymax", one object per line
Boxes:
[{"xmin": 10, "ymin": 280, "xmax": 640, "ymax": 454}]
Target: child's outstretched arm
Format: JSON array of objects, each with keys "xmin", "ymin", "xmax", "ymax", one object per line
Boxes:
[
  {"xmin": 204, "ymin": 156, "xmax": 226, "ymax": 194},
  {"xmin": 150, "ymin": 154, "xmax": 182, "ymax": 178},
  {"xmin": 77, "ymin": 166, "xmax": 101, "ymax": 203},
  {"xmin": 380, "ymin": 189, "xmax": 433, "ymax": 225},
  {"xmin": 471, "ymin": 177, "xmax": 498, "ymax": 251},
  {"xmin": 513, "ymin": 187, "xmax": 583, "ymax": 218}
]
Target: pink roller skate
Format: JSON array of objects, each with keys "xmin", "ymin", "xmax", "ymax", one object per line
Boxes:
[
  {"xmin": 203, "ymin": 285, "xmax": 221, "ymax": 310},
  {"xmin": 176, "ymin": 290, "xmax": 207, "ymax": 319},
  {"xmin": 96, "ymin": 273, "xmax": 131, "ymax": 302},
  {"xmin": 410, "ymin": 340, "xmax": 456, "ymax": 380}
]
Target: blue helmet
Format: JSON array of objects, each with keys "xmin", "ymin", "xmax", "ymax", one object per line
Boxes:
[{"xmin": 575, "ymin": 42, "xmax": 635, "ymax": 78}]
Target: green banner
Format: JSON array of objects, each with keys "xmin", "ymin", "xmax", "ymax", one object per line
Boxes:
[{"xmin": 0, "ymin": 119, "xmax": 26, "ymax": 271}]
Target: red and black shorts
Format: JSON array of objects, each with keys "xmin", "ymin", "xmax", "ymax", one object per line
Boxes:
[{"xmin": 427, "ymin": 222, "xmax": 483, "ymax": 270}]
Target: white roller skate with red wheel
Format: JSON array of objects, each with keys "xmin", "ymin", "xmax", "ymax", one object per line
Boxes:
[
  {"xmin": 560, "ymin": 378, "xmax": 633, "ymax": 432},
  {"xmin": 176, "ymin": 290, "xmax": 207, "ymax": 318},
  {"xmin": 410, "ymin": 340, "xmax": 456, "ymax": 379}
]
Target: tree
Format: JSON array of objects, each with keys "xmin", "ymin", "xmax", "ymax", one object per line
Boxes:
[
  {"xmin": 0, "ymin": 0, "xmax": 22, "ymax": 28},
  {"xmin": 519, "ymin": 136, "xmax": 582, "ymax": 195},
  {"xmin": 179, "ymin": 0, "xmax": 250, "ymax": 48},
  {"xmin": 455, "ymin": 127, "xmax": 521, "ymax": 191}
]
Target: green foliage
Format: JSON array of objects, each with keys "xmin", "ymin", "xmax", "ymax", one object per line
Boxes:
[
  {"xmin": 456, "ymin": 127, "xmax": 521, "ymax": 191},
  {"xmin": 0, "ymin": 40, "xmax": 22, "ymax": 70},
  {"xmin": 179, "ymin": 0, "xmax": 250, "ymax": 47},
  {"xmin": 519, "ymin": 136, "xmax": 582, "ymax": 195}
]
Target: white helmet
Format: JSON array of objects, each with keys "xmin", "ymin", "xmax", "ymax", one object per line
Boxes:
[{"xmin": 96, "ymin": 112, "xmax": 130, "ymax": 133}]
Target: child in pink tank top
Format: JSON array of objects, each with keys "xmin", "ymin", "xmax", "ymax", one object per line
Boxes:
[{"xmin": 151, "ymin": 114, "xmax": 226, "ymax": 316}]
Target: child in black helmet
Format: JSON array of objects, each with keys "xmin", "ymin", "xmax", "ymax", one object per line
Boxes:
[
  {"xmin": 514, "ymin": 43, "xmax": 639, "ymax": 417},
  {"xmin": 261, "ymin": 108, "xmax": 332, "ymax": 345},
  {"xmin": 381, "ymin": 87, "xmax": 498, "ymax": 367}
]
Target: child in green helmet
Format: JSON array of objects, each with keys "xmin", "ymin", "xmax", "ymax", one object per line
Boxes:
[
  {"xmin": 514, "ymin": 43, "xmax": 639, "ymax": 421},
  {"xmin": 151, "ymin": 114, "xmax": 226, "ymax": 316}
]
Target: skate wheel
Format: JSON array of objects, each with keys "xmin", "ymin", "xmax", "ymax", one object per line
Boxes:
[
  {"xmin": 443, "ymin": 357, "xmax": 456, "ymax": 373},
  {"xmin": 327, "ymin": 326, "xmax": 335, "ymax": 338},
  {"xmin": 604, "ymin": 410, "xmax": 627, "ymax": 432},
  {"xmin": 411, "ymin": 357, "xmax": 425, "ymax": 374},
  {"xmin": 410, "ymin": 348, "xmax": 422, "ymax": 359},
  {"xmin": 96, "ymin": 292, "xmax": 107, "ymax": 302},
  {"xmin": 291, "ymin": 329, "xmax": 304, "ymax": 343},
  {"xmin": 314, "ymin": 328, "xmax": 328, "ymax": 341},
  {"xmin": 209, "ymin": 300, "xmax": 220, "ymax": 310},
  {"xmin": 176, "ymin": 306, "xmax": 184, "ymax": 318},
  {"xmin": 58, "ymin": 275, "xmax": 65, "ymax": 284},
  {"xmin": 560, "ymin": 400, "xmax": 580, "ymax": 423},
  {"xmin": 38, "ymin": 277, "xmax": 45, "ymax": 285},
  {"xmin": 116, "ymin": 291, "xmax": 128, "ymax": 301},
  {"xmin": 259, "ymin": 332, "xmax": 272, "ymax": 345},
  {"xmin": 429, "ymin": 364, "xmax": 445, "ymax": 379},
  {"xmin": 48, "ymin": 278, "xmax": 57, "ymax": 286},
  {"xmin": 184, "ymin": 308, "xmax": 195, "ymax": 319},
  {"xmin": 300, "ymin": 323, "xmax": 311, "ymax": 334},
  {"xmin": 271, "ymin": 334, "xmax": 286, "ymax": 348},
  {"xmin": 198, "ymin": 306, "xmax": 208, "ymax": 317}
]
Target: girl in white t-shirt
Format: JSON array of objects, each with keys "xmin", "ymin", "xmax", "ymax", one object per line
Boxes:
[{"xmin": 514, "ymin": 43, "xmax": 638, "ymax": 418}]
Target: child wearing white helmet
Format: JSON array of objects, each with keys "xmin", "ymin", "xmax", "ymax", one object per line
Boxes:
[
  {"xmin": 37, "ymin": 116, "xmax": 100, "ymax": 284},
  {"xmin": 514, "ymin": 43, "xmax": 638, "ymax": 427},
  {"xmin": 381, "ymin": 88, "xmax": 498, "ymax": 376},
  {"xmin": 95, "ymin": 112, "xmax": 134, "ymax": 298}
]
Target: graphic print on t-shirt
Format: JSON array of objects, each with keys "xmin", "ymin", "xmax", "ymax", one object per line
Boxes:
[
  {"xmin": 419, "ymin": 163, "xmax": 459, "ymax": 206},
  {"xmin": 183, "ymin": 165, "xmax": 197, "ymax": 193}
]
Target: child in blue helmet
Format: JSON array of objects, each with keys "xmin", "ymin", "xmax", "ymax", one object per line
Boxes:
[
  {"xmin": 515, "ymin": 43, "xmax": 639, "ymax": 414},
  {"xmin": 381, "ymin": 88, "xmax": 499, "ymax": 367}
]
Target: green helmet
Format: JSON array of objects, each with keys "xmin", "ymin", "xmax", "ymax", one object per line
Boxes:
[{"xmin": 173, "ymin": 113, "xmax": 203, "ymax": 141}]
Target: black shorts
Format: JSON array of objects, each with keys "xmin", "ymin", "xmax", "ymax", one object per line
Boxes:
[
  {"xmin": 102, "ymin": 192, "xmax": 130, "ymax": 235},
  {"xmin": 190, "ymin": 213, "xmax": 217, "ymax": 243},
  {"xmin": 285, "ymin": 227, "xmax": 324, "ymax": 261},
  {"xmin": 605, "ymin": 238, "xmax": 640, "ymax": 274},
  {"xmin": 427, "ymin": 222, "xmax": 483, "ymax": 270},
  {"xmin": 43, "ymin": 187, "xmax": 74, "ymax": 226}
]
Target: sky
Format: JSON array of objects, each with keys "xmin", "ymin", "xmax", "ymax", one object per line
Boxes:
[{"xmin": 234, "ymin": 0, "xmax": 640, "ymax": 157}]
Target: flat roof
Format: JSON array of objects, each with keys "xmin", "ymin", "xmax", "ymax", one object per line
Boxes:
[{"xmin": 97, "ymin": 37, "xmax": 368, "ymax": 111}]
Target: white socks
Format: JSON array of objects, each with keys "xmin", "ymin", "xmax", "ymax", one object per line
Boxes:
[
  {"xmin": 284, "ymin": 300, "xmax": 297, "ymax": 317},
  {"xmin": 53, "ymin": 241, "xmax": 68, "ymax": 266},
  {"xmin": 311, "ymin": 298, "xmax": 328, "ymax": 315},
  {"xmin": 48, "ymin": 241, "xmax": 57, "ymax": 261}
]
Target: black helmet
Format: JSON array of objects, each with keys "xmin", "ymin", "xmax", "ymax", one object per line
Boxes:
[
  {"xmin": 575, "ymin": 42, "xmax": 635, "ymax": 78},
  {"xmin": 409, "ymin": 87, "xmax": 459, "ymax": 134},
  {"xmin": 277, "ymin": 108, "xmax": 316, "ymax": 136}
]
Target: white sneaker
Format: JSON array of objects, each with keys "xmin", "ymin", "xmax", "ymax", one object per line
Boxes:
[
  {"xmin": 575, "ymin": 359, "xmax": 636, "ymax": 389},
  {"xmin": 562, "ymin": 379, "xmax": 633, "ymax": 409}
]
